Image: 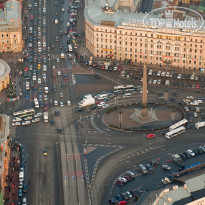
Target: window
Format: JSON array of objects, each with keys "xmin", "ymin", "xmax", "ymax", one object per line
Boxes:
[
  {"xmin": 14, "ymin": 35, "xmax": 16, "ymax": 37},
  {"xmin": 1, "ymin": 34, "xmax": 3, "ymax": 37},
  {"xmin": 6, "ymin": 34, "xmax": 8, "ymax": 37}
]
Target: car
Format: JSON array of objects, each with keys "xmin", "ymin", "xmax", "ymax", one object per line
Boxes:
[
  {"xmin": 22, "ymin": 197, "xmax": 27, "ymax": 205},
  {"xmin": 161, "ymin": 177, "xmax": 171, "ymax": 184},
  {"xmin": 50, "ymin": 120, "xmax": 55, "ymax": 126},
  {"xmin": 109, "ymin": 198, "xmax": 117, "ymax": 205},
  {"xmin": 116, "ymin": 194, "xmax": 123, "ymax": 201},
  {"xmin": 54, "ymin": 100, "xmax": 58, "ymax": 106},
  {"xmin": 125, "ymin": 171, "xmax": 135, "ymax": 179},
  {"xmin": 187, "ymin": 149, "xmax": 195, "ymax": 157},
  {"xmin": 43, "ymin": 73, "xmax": 46, "ymax": 80},
  {"xmin": 98, "ymin": 102, "xmax": 105, "ymax": 107},
  {"xmin": 22, "ymin": 121, "xmax": 31, "ymax": 126},
  {"xmin": 60, "ymin": 102, "xmax": 64, "ymax": 107},
  {"xmin": 57, "ymin": 128, "xmax": 64, "ymax": 134},
  {"xmin": 122, "ymin": 175, "xmax": 131, "ymax": 182},
  {"xmin": 125, "ymin": 191, "xmax": 133, "ymax": 199},
  {"xmin": 38, "ymin": 78, "xmax": 41, "ymax": 84},
  {"xmin": 19, "ymin": 181, "xmax": 23, "ymax": 189},
  {"xmin": 58, "ymin": 71, "xmax": 61, "ymax": 76},
  {"xmin": 146, "ymin": 163, "xmax": 153, "ymax": 172},
  {"xmin": 199, "ymin": 146, "xmax": 205, "ymax": 152},
  {"xmin": 147, "ymin": 134, "xmax": 155, "ymax": 139},
  {"xmin": 162, "ymin": 164, "xmax": 171, "ymax": 170},
  {"xmin": 55, "ymin": 111, "xmax": 60, "ymax": 116},
  {"xmin": 32, "ymin": 75, "xmax": 36, "ymax": 81},
  {"xmin": 22, "ymin": 183, "xmax": 28, "ymax": 193},
  {"xmin": 34, "ymin": 113, "xmax": 42, "ymax": 118},
  {"xmin": 31, "ymin": 118, "xmax": 40, "ymax": 123},
  {"xmin": 56, "ymin": 58, "xmax": 60, "ymax": 63},
  {"xmin": 59, "ymin": 93, "xmax": 63, "ymax": 98},
  {"xmin": 43, "ymin": 149, "xmax": 48, "ymax": 156},
  {"xmin": 75, "ymin": 107, "xmax": 84, "ymax": 112},
  {"xmin": 18, "ymin": 189, "xmax": 23, "ymax": 197},
  {"xmin": 121, "ymin": 192, "xmax": 129, "ymax": 200}
]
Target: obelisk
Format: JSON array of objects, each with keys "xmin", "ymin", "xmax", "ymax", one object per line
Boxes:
[{"xmin": 141, "ymin": 63, "xmax": 148, "ymax": 116}]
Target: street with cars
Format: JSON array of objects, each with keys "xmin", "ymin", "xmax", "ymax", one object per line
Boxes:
[{"xmin": 8, "ymin": 0, "xmax": 205, "ymax": 204}]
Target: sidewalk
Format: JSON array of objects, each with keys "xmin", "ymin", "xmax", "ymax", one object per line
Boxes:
[{"xmin": 4, "ymin": 145, "xmax": 20, "ymax": 205}]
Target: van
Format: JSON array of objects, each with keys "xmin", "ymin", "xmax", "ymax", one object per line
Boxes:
[
  {"xmin": 67, "ymin": 101, "xmax": 71, "ymax": 106},
  {"xmin": 19, "ymin": 171, "xmax": 24, "ymax": 182},
  {"xmin": 148, "ymin": 70, "xmax": 152, "ymax": 75},
  {"xmin": 55, "ymin": 19, "xmax": 58, "ymax": 24},
  {"xmin": 138, "ymin": 164, "xmax": 147, "ymax": 174}
]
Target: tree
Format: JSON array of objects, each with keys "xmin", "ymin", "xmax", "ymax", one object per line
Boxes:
[{"xmin": 7, "ymin": 79, "xmax": 17, "ymax": 98}]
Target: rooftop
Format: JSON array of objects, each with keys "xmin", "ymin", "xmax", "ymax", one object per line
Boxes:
[{"xmin": 0, "ymin": 0, "xmax": 21, "ymax": 31}]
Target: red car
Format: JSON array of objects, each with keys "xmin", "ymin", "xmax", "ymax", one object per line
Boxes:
[
  {"xmin": 147, "ymin": 134, "xmax": 156, "ymax": 139},
  {"xmin": 24, "ymin": 67, "xmax": 28, "ymax": 72},
  {"xmin": 196, "ymin": 84, "xmax": 200, "ymax": 89}
]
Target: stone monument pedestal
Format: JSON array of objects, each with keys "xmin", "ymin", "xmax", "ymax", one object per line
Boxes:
[{"xmin": 129, "ymin": 108, "xmax": 158, "ymax": 124}]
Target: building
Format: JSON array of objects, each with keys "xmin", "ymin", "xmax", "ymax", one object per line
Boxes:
[
  {"xmin": 152, "ymin": 172, "xmax": 205, "ymax": 205},
  {"xmin": 85, "ymin": 0, "xmax": 205, "ymax": 70},
  {"xmin": 0, "ymin": 0, "xmax": 22, "ymax": 53},
  {"xmin": 0, "ymin": 115, "xmax": 10, "ymax": 203},
  {"xmin": 181, "ymin": 0, "xmax": 201, "ymax": 4},
  {"xmin": 0, "ymin": 59, "xmax": 10, "ymax": 92}
]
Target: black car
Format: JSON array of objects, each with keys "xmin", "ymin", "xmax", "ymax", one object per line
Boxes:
[
  {"xmin": 183, "ymin": 152, "xmax": 191, "ymax": 158},
  {"xmin": 55, "ymin": 111, "xmax": 60, "ymax": 116},
  {"xmin": 179, "ymin": 153, "xmax": 186, "ymax": 160},
  {"xmin": 109, "ymin": 198, "xmax": 117, "ymax": 205},
  {"xmin": 53, "ymin": 85, "xmax": 57, "ymax": 91},
  {"xmin": 93, "ymin": 73, "xmax": 101, "ymax": 79},
  {"xmin": 61, "ymin": 83, "xmax": 66, "ymax": 88},
  {"xmin": 121, "ymin": 192, "xmax": 128, "ymax": 200},
  {"xmin": 57, "ymin": 128, "xmax": 64, "ymax": 134},
  {"xmin": 75, "ymin": 107, "xmax": 84, "ymax": 112},
  {"xmin": 50, "ymin": 120, "xmax": 55, "ymax": 126},
  {"xmin": 23, "ymin": 184, "xmax": 28, "ymax": 193}
]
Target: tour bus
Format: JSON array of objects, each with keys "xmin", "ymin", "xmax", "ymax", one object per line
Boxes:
[
  {"xmin": 68, "ymin": 44, "xmax": 72, "ymax": 52},
  {"xmin": 26, "ymin": 81, "xmax": 30, "ymax": 90},
  {"xmin": 113, "ymin": 85, "xmax": 135, "ymax": 94},
  {"xmin": 169, "ymin": 119, "xmax": 188, "ymax": 131},
  {"xmin": 34, "ymin": 98, "xmax": 39, "ymax": 108},
  {"xmin": 13, "ymin": 108, "xmax": 35, "ymax": 118},
  {"xmin": 165, "ymin": 126, "xmax": 186, "ymax": 139}
]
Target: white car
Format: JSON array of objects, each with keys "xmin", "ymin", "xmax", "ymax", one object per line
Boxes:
[
  {"xmin": 43, "ymin": 73, "xmax": 46, "ymax": 80},
  {"xmin": 102, "ymin": 104, "xmax": 110, "ymax": 109},
  {"xmin": 24, "ymin": 116, "xmax": 32, "ymax": 121},
  {"xmin": 148, "ymin": 79, "xmax": 152, "ymax": 84},
  {"xmin": 177, "ymin": 74, "xmax": 182, "ymax": 79},
  {"xmin": 157, "ymin": 71, "xmax": 161, "ymax": 76},
  {"xmin": 58, "ymin": 71, "xmax": 61, "ymax": 76},
  {"xmin": 187, "ymin": 149, "xmax": 195, "ymax": 157},
  {"xmin": 166, "ymin": 72, "xmax": 170, "ymax": 77},
  {"xmin": 54, "ymin": 100, "xmax": 58, "ymax": 106},
  {"xmin": 19, "ymin": 182, "xmax": 23, "ymax": 189},
  {"xmin": 32, "ymin": 118, "xmax": 40, "ymax": 123},
  {"xmin": 13, "ymin": 117, "xmax": 22, "ymax": 122},
  {"xmin": 98, "ymin": 102, "xmax": 105, "ymax": 107},
  {"xmin": 186, "ymin": 96, "xmax": 194, "ymax": 100},
  {"xmin": 43, "ymin": 65, "xmax": 47, "ymax": 71},
  {"xmin": 22, "ymin": 198, "xmax": 27, "ymax": 205},
  {"xmin": 56, "ymin": 58, "xmax": 60, "ymax": 63},
  {"xmin": 161, "ymin": 71, "xmax": 166, "ymax": 77},
  {"xmin": 32, "ymin": 75, "xmax": 37, "ymax": 81},
  {"xmin": 12, "ymin": 122, "xmax": 21, "ymax": 126},
  {"xmin": 125, "ymin": 191, "xmax": 132, "ymax": 198},
  {"xmin": 148, "ymin": 70, "xmax": 153, "ymax": 75},
  {"xmin": 43, "ymin": 42, "xmax": 46, "ymax": 47},
  {"xmin": 153, "ymin": 80, "xmax": 157, "ymax": 85},
  {"xmin": 34, "ymin": 113, "xmax": 42, "ymax": 118},
  {"xmin": 38, "ymin": 78, "xmax": 41, "ymax": 84},
  {"xmin": 22, "ymin": 121, "xmax": 31, "ymax": 126},
  {"xmin": 118, "ymin": 177, "xmax": 127, "ymax": 183},
  {"xmin": 194, "ymin": 112, "xmax": 198, "ymax": 118},
  {"xmin": 60, "ymin": 102, "xmax": 64, "ymax": 107}
]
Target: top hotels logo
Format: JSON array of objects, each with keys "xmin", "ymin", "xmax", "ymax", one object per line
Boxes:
[{"xmin": 143, "ymin": 6, "xmax": 204, "ymax": 33}]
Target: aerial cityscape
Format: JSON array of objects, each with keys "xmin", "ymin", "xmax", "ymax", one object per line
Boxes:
[{"xmin": 0, "ymin": 0, "xmax": 205, "ymax": 204}]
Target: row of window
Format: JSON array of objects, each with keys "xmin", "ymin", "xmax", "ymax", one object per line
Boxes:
[{"xmin": 0, "ymin": 34, "xmax": 17, "ymax": 38}]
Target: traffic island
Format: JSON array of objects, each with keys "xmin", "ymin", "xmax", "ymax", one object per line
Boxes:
[{"xmin": 102, "ymin": 103, "xmax": 184, "ymax": 132}]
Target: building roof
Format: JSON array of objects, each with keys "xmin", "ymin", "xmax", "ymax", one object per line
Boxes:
[
  {"xmin": 0, "ymin": 0, "xmax": 21, "ymax": 31},
  {"xmin": 0, "ymin": 59, "xmax": 10, "ymax": 81},
  {"xmin": 85, "ymin": 0, "xmax": 205, "ymax": 34}
]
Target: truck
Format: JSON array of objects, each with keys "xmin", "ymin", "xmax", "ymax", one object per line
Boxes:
[
  {"xmin": 78, "ymin": 97, "xmax": 95, "ymax": 108},
  {"xmin": 55, "ymin": 19, "xmax": 58, "ymax": 24},
  {"xmin": 195, "ymin": 121, "xmax": 205, "ymax": 129},
  {"xmin": 60, "ymin": 53, "xmax": 65, "ymax": 59},
  {"xmin": 43, "ymin": 112, "xmax": 48, "ymax": 122}
]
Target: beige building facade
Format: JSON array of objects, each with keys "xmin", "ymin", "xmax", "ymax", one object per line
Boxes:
[
  {"xmin": 0, "ymin": 59, "xmax": 10, "ymax": 92},
  {"xmin": 85, "ymin": 0, "xmax": 205, "ymax": 70},
  {"xmin": 0, "ymin": 0, "xmax": 22, "ymax": 53}
]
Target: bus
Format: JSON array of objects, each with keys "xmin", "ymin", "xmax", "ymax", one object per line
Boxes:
[
  {"xmin": 34, "ymin": 98, "xmax": 39, "ymax": 108},
  {"xmin": 169, "ymin": 119, "xmax": 188, "ymax": 131},
  {"xmin": 68, "ymin": 44, "xmax": 72, "ymax": 52},
  {"xmin": 13, "ymin": 108, "xmax": 35, "ymax": 118},
  {"xmin": 114, "ymin": 85, "xmax": 135, "ymax": 94},
  {"xmin": 165, "ymin": 126, "xmax": 185, "ymax": 139}
]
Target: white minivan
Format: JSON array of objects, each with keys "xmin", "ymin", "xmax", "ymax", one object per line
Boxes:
[{"xmin": 19, "ymin": 170, "xmax": 24, "ymax": 182}]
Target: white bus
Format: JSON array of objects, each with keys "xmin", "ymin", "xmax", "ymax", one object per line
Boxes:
[
  {"xmin": 34, "ymin": 98, "xmax": 39, "ymax": 108},
  {"xmin": 165, "ymin": 126, "xmax": 185, "ymax": 139},
  {"xmin": 68, "ymin": 44, "xmax": 72, "ymax": 52},
  {"xmin": 13, "ymin": 108, "xmax": 35, "ymax": 118},
  {"xmin": 26, "ymin": 81, "xmax": 30, "ymax": 90},
  {"xmin": 113, "ymin": 85, "xmax": 135, "ymax": 94},
  {"xmin": 169, "ymin": 119, "xmax": 188, "ymax": 131}
]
